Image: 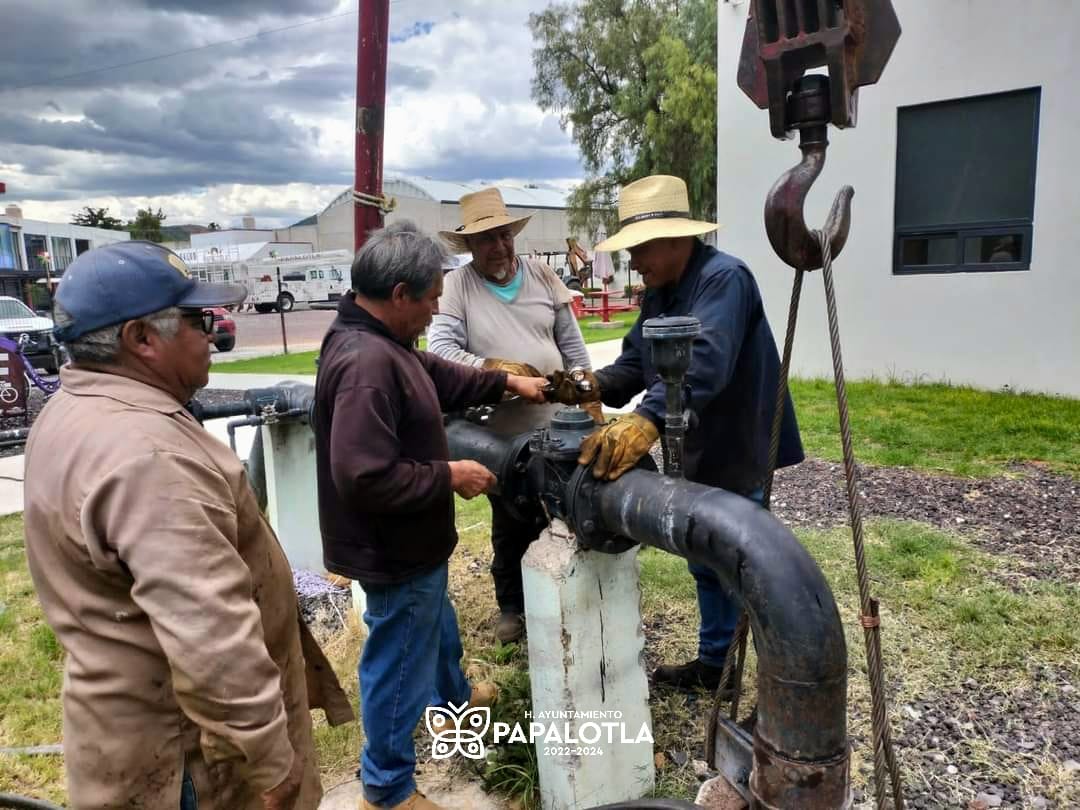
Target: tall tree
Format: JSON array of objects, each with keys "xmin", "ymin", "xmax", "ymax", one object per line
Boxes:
[
  {"xmin": 127, "ymin": 208, "xmax": 168, "ymax": 242},
  {"xmin": 70, "ymin": 206, "xmax": 125, "ymax": 230},
  {"xmin": 530, "ymin": 0, "xmax": 717, "ymax": 237}
]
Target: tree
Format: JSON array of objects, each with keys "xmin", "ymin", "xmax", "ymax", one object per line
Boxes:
[
  {"xmin": 127, "ymin": 208, "xmax": 168, "ymax": 242},
  {"xmin": 530, "ymin": 0, "xmax": 717, "ymax": 237},
  {"xmin": 70, "ymin": 206, "xmax": 125, "ymax": 230},
  {"xmin": 208, "ymin": 222, "xmax": 221, "ymax": 231}
]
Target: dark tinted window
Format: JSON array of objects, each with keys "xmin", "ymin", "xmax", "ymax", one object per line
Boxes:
[{"xmin": 894, "ymin": 88, "xmax": 1039, "ymax": 275}]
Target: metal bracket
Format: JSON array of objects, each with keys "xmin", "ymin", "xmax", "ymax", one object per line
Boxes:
[{"xmin": 711, "ymin": 716, "xmax": 755, "ymax": 804}]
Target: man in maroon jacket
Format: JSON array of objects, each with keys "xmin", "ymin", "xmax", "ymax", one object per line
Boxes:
[{"xmin": 314, "ymin": 220, "xmax": 547, "ymax": 810}]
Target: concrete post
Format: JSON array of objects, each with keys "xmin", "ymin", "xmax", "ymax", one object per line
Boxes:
[
  {"xmin": 262, "ymin": 422, "xmax": 323, "ymax": 572},
  {"xmin": 522, "ymin": 519, "xmax": 655, "ymax": 810}
]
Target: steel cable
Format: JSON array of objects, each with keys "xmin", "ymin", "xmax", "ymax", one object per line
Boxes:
[
  {"xmin": 818, "ymin": 230, "xmax": 904, "ymax": 810},
  {"xmin": 706, "ymin": 234, "xmax": 904, "ymax": 809}
]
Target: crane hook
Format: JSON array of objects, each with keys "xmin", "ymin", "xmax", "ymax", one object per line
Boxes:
[{"xmin": 763, "ymin": 74, "xmax": 854, "ymax": 271}]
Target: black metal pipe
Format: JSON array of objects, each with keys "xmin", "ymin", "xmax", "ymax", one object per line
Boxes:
[
  {"xmin": 0, "ymin": 428, "xmax": 30, "ymax": 445},
  {"xmin": 186, "ymin": 398, "xmax": 251, "ymax": 423},
  {"xmin": 444, "ymin": 420, "xmax": 850, "ymax": 805},
  {"xmin": 0, "ymin": 795, "xmax": 66, "ymax": 810},
  {"xmin": 445, "ymin": 418, "xmax": 516, "ymax": 498},
  {"xmin": 595, "ymin": 470, "xmax": 848, "ymax": 793}
]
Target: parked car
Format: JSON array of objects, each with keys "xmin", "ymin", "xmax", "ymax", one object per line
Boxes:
[
  {"xmin": 0, "ymin": 296, "xmax": 62, "ymax": 373},
  {"xmin": 209, "ymin": 306, "xmax": 236, "ymax": 352}
]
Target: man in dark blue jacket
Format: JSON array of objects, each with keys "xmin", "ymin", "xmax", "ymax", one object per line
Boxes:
[{"xmin": 550, "ymin": 175, "xmax": 803, "ymax": 691}]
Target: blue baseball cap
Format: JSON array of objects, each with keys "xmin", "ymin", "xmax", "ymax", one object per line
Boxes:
[{"xmin": 54, "ymin": 241, "xmax": 248, "ymax": 342}]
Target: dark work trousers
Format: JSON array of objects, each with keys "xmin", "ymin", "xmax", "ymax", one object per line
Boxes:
[{"xmin": 488, "ymin": 495, "xmax": 542, "ymax": 615}]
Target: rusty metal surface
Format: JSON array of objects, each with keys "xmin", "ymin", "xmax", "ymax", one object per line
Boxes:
[
  {"xmin": 750, "ymin": 732, "xmax": 852, "ymax": 809},
  {"xmin": 761, "ymin": 74, "xmax": 854, "ymax": 271},
  {"xmin": 738, "ymin": 0, "xmax": 901, "ymax": 139}
]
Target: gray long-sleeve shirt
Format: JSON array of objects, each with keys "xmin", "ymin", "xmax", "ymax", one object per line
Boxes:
[
  {"xmin": 427, "ymin": 258, "xmax": 591, "ymax": 372},
  {"xmin": 428, "ymin": 258, "xmax": 591, "ymax": 434},
  {"xmin": 428, "ymin": 305, "xmax": 590, "ymax": 371}
]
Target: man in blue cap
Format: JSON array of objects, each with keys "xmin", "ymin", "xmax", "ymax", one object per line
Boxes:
[{"xmin": 22, "ymin": 241, "xmax": 352, "ymax": 810}]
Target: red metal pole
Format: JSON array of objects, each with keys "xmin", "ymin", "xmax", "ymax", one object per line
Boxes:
[{"xmin": 354, "ymin": 0, "xmax": 390, "ymax": 252}]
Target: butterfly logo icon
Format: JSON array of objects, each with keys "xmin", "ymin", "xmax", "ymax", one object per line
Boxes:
[{"xmin": 425, "ymin": 701, "xmax": 491, "ymax": 760}]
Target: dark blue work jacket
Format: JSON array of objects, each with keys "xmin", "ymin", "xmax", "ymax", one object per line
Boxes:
[{"xmin": 595, "ymin": 240, "xmax": 804, "ymax": 494}]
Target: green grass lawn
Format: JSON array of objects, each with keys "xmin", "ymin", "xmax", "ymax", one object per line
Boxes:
[
  {"xmin": 214, "ymin": 315, "xmax": 636, "ymax": 375},
  {"xmin": 789, "ymin": 377, "xmax": 1080, "ymax": 477}
]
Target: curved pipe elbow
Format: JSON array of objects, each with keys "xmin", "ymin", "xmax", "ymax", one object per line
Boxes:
[{"xmin": 596, "ymin": 471, "xmax": 847, "ymax": 762}]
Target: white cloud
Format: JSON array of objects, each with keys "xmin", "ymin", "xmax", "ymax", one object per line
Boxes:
[{"xmin": 4, "ymin": 0, "xmax": 582, "ymax": 227}]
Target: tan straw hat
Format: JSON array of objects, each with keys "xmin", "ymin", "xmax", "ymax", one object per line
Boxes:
[
  {"xmin": 594, "ymin": 175, "xmax": 720, "ymax": 252},
  {"xmin": 438, "ymin": 188, "xmax": 532, "ymax": 252}
]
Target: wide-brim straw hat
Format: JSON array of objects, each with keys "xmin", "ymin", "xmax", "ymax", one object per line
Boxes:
[
  {"xmin": 439, "ymin": 187, "xmax": 532, "ymax": 252},
  {"xmin": 595, "ymin": 175, "xmax": 720, "ymax": 252}
]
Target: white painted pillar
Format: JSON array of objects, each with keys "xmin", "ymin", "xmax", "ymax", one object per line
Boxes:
[
  {"xmin": 261, "ymin": 422, "xmax": 323, "ymax": 573},
  {"xmin": 522, "ymin": 519, "xmax": 655, "ymax": 810}
]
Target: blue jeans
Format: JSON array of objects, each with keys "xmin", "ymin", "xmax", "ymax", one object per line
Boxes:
[
  {"xmin": 179, "ymin": 771, "xmax": 197, "ymax": 810},
  {"xmin": 687, "ymin": 488, "xmax": 765, "ymax": 667},
  {"xmin": 358, "ymin": 562, "xmax": 471, "ymax": 808}
]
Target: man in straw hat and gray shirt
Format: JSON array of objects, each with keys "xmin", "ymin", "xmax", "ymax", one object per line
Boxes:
[
  {"xmin": 429, "ymin": 187, "xmax": 598, "ymax": 644},
  {"xmin": 23, "ymin": 241, "xmax": 352, "ymax": 809},
  {"xmin": 549, "ymin": 175, "xmax": 804, "ymax": 691}
]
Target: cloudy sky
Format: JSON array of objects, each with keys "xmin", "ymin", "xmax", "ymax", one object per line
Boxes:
[{"xmin": 0, "ymin": 0, "xmax": 582, "ymax": 227}]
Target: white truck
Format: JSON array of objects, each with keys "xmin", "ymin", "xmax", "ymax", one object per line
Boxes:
[{"xmin": 245, "ymin": 251, "xmax": 351, "ymax": 313}]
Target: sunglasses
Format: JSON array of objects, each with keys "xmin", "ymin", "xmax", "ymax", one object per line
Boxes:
[{"xmin": 180, "ymin": 309, "xmax": 215, "ymax": 335}]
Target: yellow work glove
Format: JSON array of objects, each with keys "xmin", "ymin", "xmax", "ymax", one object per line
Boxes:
[
  {"xmin": 483, "ymin": 358, "xmax": 543, "ymax": 378},
  {"xmin": 545, "ymin": 368, "xmax": 601, "ymax": 405},
  {"xmin": 577, "ymin": 412, "xmax": 659, "ymax": 480}
]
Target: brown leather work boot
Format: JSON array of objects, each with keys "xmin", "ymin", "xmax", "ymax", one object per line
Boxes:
[
  {"xmin": 468, "ymin": 681, "xmax": 499, "ymax": 709},
  {"xmin": 494, "ymin": 611, "xmax": 525, "ymax": 643},
  {"xmin": 359, "ymin": 789, "xmax": 445, "ymax": 809}
]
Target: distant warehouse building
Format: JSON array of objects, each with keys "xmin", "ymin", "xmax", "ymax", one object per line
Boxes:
[
  {"xmin": 714, "ymin": 0, "xmax": 1078, "ymax": 396},
  {"xmin": 275, "ymin": 174, "xmax": 590, "ymax": 256}
]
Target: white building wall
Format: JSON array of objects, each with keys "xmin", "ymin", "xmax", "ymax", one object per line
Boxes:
[
  {"xmin": 13, "ymin": 217, "xmax": 130, "ymax": 271},
  {"xmin": 716, "ymin": 0, "xmax": 1080, "ymax": 396}
]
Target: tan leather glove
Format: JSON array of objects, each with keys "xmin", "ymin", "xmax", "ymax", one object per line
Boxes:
[
  {"xmin": 545, "ymin": 368, "xmax": 601, "ymax": 405},
  {"xmin": 483, "ymin": 358, "xmax": 543, "ymax": 378},
  {"xmin": 577, "ymin": 412, "xmax": 659, "ymax": 480}
]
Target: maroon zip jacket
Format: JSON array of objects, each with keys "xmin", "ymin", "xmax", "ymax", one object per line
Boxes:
[{"xmin": 314, "ymin": 293, "xmax": 507, "ymax": 585}]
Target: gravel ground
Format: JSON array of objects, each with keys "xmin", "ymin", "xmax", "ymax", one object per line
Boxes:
[
  {"xmin": 892, "ymin": 665, "xmax": 1079, "ymax": 809},
  {"xmin": 770, "ymin": 458, "xmax": 1080, "ymax": 583}
]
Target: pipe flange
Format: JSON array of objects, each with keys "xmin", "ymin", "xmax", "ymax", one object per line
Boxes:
[{"xmin": 566, "ymin": 456, "xmax": 657, "ymax": 554}]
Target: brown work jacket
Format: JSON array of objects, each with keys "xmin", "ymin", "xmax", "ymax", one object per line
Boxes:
[{"xmin": 22, "ymin": 367, "xmax": 352, "ymax": 810}]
